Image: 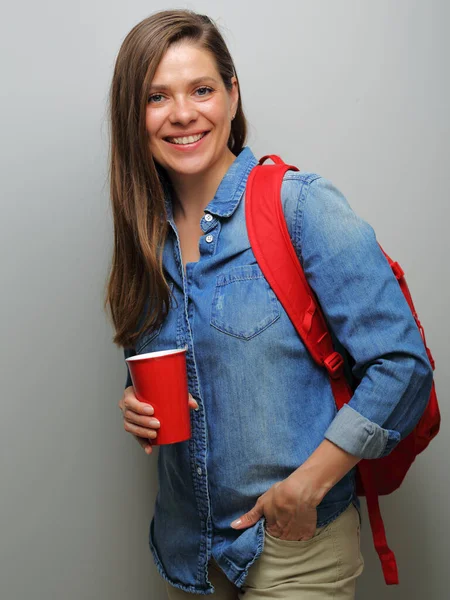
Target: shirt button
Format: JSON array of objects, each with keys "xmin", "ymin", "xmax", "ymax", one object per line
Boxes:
[
  {"xmin": 204, "ymin": 213, "xmax": 213, "ymax": 222},
  {"xmin": 205, "ymin": 235, "xmax": 214, "ymax": 243},
  {"xmin": 197, "ymin": 467, "xmax": 202, "ymax": 475}
]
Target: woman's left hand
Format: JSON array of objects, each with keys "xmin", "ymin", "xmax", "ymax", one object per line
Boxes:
[{"xmin": 230, "ymin": 476, "xmax": 319, "ymax": 541}]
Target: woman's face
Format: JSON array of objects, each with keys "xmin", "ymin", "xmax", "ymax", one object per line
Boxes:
[{"xmin": 146, "ymin": 41, "xmax": 239, "ymax": 181}]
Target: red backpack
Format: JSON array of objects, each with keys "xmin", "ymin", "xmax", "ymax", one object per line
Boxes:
[{"xmin": 245, "ymin": 154, "xmax": 440, "ymax": 585}]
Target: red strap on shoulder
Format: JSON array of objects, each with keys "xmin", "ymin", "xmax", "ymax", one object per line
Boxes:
[
  {"xmin": 245, "ymin": 155, "xmax": 399, "ymax": 585},
  {"xmin": 245, "ymin": 156, "xmax": 350, "ymax": 386}
]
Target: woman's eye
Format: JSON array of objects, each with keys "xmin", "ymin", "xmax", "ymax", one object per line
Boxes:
[
  {"xmin": 147, "ymin": 87, "xmax": 213, "ymax": 104},
  {"xmin": 148, "ymin": 94, "xmax": 164, "ymax": 104},
  {"xmin": 195, "ymin": 86, "xmax": 213, "ymax": 97}
]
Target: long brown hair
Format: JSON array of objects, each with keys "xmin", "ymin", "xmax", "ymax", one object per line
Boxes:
[{"xmin": 103, "ymin": 9, "xmax": 248, "ymax": 350}]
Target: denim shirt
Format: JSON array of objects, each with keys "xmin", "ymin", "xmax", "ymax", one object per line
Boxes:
[{"xmin": 123, "ymin": 146, "xmax": 433, "ymax": 594}]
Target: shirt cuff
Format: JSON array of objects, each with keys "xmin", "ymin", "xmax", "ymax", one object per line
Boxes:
[
  {"xmin": 324, "ymin": 404, "xmax": 401, "ymax": 459},
  {"xmin": 125, "ymin": 370, "xmax": 133, "ymax": 389}
]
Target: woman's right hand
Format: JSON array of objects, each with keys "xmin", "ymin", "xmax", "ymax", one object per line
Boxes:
[{"xmin": 119, "ymin": 386, "xmax": 199, "ymax": 455}]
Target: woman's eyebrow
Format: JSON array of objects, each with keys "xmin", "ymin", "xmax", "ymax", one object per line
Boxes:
[{"xmin": 149, "ymin": 76, "xmax": 219, "ymax": 92}]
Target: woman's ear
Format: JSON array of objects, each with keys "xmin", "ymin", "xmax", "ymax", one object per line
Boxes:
[{"xmin": 230, "ymin": 76, "xmax": 239, "ymax": 118}]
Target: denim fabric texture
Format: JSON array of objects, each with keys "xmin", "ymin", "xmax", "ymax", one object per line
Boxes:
[{"xmin": 123, "ymin": 146, "xmax": 433, "ymax": 594}]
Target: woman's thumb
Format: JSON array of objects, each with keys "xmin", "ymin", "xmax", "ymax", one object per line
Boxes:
[{"xmin": 188, "ymin": 393, "xmax": 199, "ymax": 409}]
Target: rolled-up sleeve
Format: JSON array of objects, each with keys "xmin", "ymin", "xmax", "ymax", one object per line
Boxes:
[{"xmin": 297, "ymin": 176, "xmax": 433, "ymax": 460}]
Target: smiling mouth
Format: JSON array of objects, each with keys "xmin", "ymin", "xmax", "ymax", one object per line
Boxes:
[{"xmin": 164, "ymin": 131, "xmax": 210, "ymax": 145}]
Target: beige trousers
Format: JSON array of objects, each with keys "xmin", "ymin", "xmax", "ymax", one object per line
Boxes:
[{"xmin": 165, "ymin": 503, "xmax": 364, "ymax": 599}]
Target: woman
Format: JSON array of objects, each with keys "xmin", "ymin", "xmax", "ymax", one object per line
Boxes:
[{"xmin": 104, "ymin": 9, "xmax": 433, "ymax": 599}]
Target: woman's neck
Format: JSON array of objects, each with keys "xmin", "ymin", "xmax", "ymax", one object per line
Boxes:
[{"xmin": 170, "ymin": 149, "xmax": 236, "ymax": 224}]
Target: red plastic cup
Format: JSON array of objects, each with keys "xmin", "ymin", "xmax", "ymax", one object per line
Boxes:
[{"xmin": 125, "ymin": 347, "xmax": 191, "ymax": 445}]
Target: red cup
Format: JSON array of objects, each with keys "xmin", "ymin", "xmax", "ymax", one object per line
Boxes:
[{"xmin": 125, "ymin": 347, "xmax": 191, "ymax": 445}]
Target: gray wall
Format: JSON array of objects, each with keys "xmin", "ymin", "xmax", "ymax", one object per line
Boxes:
[{"xmin": 1, "ymin": 1, "xmax": 448, "ymax": 598}]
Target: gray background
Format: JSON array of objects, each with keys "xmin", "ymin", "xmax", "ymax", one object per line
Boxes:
[{"xmin": 1, "ymin": 1, "xmax": 448, "ymax": 598}]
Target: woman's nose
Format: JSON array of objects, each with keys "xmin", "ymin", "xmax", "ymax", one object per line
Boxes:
[{"xmin": 169, "ymin": 97, "xmax": 198, "ymax": 125}]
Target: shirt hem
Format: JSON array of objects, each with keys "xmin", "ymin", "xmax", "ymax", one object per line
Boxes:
[
  {"xmin": 149, "ymin": 524, "xmax": 215, "ymax": 595},
  {"xmin": 233, "ymin": 518, "xmax": 266, "ymax": 588}
]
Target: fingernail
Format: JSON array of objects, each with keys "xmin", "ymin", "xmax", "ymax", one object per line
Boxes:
[
  {"xmin": 231, "ymin": 519, "xmax": 241, "ymax": 528},
  {"xmin": 144, "ymin": 406, "xmax": 154, "ymax": 414}
]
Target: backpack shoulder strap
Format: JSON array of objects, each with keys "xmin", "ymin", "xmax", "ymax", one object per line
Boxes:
[{"xmin": 245, "ymin": 155, "xmax": 351, "ymax": 397}]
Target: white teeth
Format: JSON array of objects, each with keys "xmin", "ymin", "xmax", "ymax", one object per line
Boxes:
[{"xmin": 167, "ymin": 132, "xmax": 206, "ymax": 145}]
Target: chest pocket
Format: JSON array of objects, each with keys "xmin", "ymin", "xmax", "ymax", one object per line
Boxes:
[
  {"xmin": 135, "ymin": 281, "xmax": 174, "ymax": 354},
  {"xmin": 210, "ymin": 264, "xmax": 280, "ymax": 340}
]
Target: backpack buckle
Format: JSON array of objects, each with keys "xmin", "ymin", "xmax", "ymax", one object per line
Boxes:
[
  {"xmin": 391, "ymin": 261, "xmax": 405, "ymax": 280},
  {"xmin": 324, "ymin": 352, "xmax": 344, "ymax": 379}
]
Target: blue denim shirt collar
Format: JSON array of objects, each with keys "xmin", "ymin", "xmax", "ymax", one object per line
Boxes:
[{"xmin": 163, "ymin": 145, "xmax": 258, "ymax": 221}]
